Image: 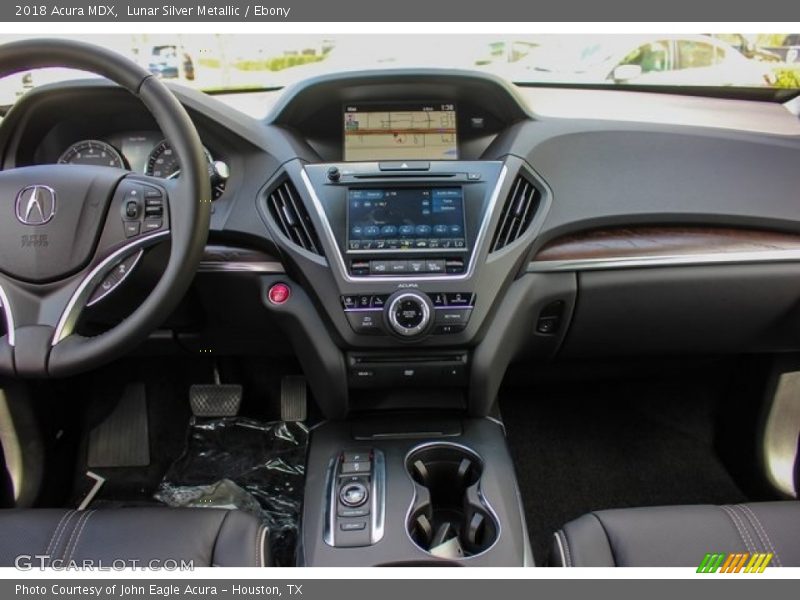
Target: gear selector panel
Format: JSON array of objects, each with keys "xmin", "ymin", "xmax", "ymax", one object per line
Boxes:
[{"xmin": 324, "ymin": 448, "xmax": 385, "ymax": 547}]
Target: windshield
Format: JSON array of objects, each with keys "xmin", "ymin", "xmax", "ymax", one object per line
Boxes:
[{"xmin": 1, "ymin": 33, "xmax": 798, "ymax": 103}]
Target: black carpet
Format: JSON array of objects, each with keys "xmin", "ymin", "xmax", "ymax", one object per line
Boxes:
[{"xmin": 500, "ymin": 367, "xmax": 751, "ymax": 566}]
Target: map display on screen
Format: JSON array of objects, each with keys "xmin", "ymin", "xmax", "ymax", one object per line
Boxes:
[{"xmin": 343, "ymin": 102, "xmax": 458, "ymax": 162}]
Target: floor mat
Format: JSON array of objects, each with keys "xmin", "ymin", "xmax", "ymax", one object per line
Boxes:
[
  {"xmin": 500, "ymin": 372, "xmax": 749, "ymax": 566},
  {"xmin": 69, "ymin": 360, "xmax": 200, "ymax": 507},
  {"xmin": 155, "ymin": 417, "xmax": 308, "ymax": 567}
]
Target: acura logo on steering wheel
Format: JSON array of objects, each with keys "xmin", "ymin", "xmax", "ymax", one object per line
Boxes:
[{"xmin": 15, "ymin": 185, "xmax": 57, "ymax": 226}]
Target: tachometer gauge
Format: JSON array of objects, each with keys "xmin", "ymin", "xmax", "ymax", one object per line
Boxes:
[
  {"xmin": 58, "ymin": 139, "xmax": 126, "ymax": 169},
  {"xmin": 146, "ymin": 139, "xmax": 227, "ymax": 199}
]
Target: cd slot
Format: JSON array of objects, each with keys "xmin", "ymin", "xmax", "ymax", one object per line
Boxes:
[
  {"xmin": 352, "ymin": 354, "xmax": 465, "ymax": 365},
  {"xmin": 351, "ymin": 173, "xmax": 458, "ymax": 180},
  {"xmin": 348, "ymin": 352, "xmax": 468, "ymax": 388}
]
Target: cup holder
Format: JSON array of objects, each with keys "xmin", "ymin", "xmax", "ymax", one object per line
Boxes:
[{"xmin": 405, "ymin": 443, "xmax": 499, "ymax": 558}]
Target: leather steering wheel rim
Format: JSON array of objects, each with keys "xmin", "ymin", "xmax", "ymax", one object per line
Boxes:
[{"xmin": 0, "ymin": 38, "xmax": 211, "ymax": 377}]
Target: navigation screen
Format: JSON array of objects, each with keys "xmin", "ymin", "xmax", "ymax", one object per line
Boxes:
[
  {"xmin": 343, "ymin": 102, "xmax": 458, "ymax": 162},
  {"xmin": 347, "ymin": 188, "xmax": 466, "ymax": 252}
]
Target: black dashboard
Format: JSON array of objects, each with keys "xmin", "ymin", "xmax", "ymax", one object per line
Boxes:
[{"xmin": 2, "ymin": 69, "xmax": 800, "ymax": 420}]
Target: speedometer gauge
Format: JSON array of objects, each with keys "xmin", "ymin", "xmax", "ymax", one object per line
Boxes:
[
  {"xmin": 58, "ymin": 140, "xmax": 126, "ymax": 169},
  {"xmin": 146, "ymin": 139, "xmax": 226, "ymax": 199},
  {"xmin": 146, "ymin": 139, "xmax": 215, "ymax": 178}
]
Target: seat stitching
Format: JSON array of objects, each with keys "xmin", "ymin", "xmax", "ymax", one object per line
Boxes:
[
  {"xmin": 720, "ymin": 505, "xmax": 756, "ymax": 553},
  {"xmin": 737, "ymin": 504, "xmax": 783, "ymax": 568},
  {"xmin": 66, "ymin": 510, "xmax": 96, "ymax": 562},
  {"xmin": 734, "ymin": 505, "xmax": 772, "ymax": 560},
  {"xmin": 61, "ymin": 511, "xmax": 92, "ymax": 561},
  {"xmin": 45, "ymin": 510, "xmax": 74, "ymax": 557},
  {"xmin": 50, "ymin": 510, "xmax": 80, "ymax": 560},
  {"xmin": 721, "ymin": 505, "xmax": 757, "ymax": 553},
  {"xmin": 560, "ymin": 530, "xmax": 573, "ymax": 567}
]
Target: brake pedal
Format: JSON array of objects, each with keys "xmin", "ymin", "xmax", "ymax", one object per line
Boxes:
[
  {"xmin": 281, "ymin": 376, "xmax": 307, "ymax": 422},
  {"xmin": 190, "ymin": 365, "xmax": 242, "ymax": 417}
]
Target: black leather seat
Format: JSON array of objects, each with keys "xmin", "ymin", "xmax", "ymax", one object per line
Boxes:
[
  {"xmin": 0, "ymin": 507, "xmax": 269, "ymax": 567},
  {"xmin": 551, "ymin": 502, "xmax": 800, "ymax": 567}
]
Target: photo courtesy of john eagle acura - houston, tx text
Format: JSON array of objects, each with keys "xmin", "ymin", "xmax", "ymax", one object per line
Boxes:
[{"xmin": 0, "ymin": 31, "xmax": 798, "ymax": 570}]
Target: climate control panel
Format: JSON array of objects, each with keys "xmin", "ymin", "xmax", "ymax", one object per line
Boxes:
[{"xmin": 341, "ymin": 291, "xmax": 475, "ymax": 338}]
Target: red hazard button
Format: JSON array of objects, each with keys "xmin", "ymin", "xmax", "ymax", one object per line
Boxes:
[{"xmin": 268, "ymin": 283, "xmax": 291, "ymax": 305}]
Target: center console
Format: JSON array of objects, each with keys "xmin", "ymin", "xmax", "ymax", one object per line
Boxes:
[
  {"xmin": 258, "ymin": 76, "xmax": 549, "ymax": 567},
  {"xmin": 302, "ymin": 418, "xmax": 531, "ymax": 566}
]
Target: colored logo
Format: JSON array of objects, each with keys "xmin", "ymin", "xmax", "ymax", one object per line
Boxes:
[{"xmin": 697, "ymin": 552, "xmax": 773, "ymax": 573}]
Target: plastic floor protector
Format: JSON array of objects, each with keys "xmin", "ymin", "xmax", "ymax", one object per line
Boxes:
[{"xmin": 155, "ymin": 418, "xmax": 308, "ymax": 567}]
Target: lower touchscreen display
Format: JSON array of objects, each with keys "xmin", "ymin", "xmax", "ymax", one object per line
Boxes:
[{"xmin": 347, "ymin": 188, "xmax": 466, "ymax": 251}]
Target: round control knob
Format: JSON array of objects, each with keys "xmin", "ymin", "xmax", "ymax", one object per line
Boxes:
[
  {"xmin": 339, "ymin": 482, "xmax": 368, "ymax": 507},
  {"xmin": 327, "ymin": 166, "xmax": 341, "ymax": 182},
  {"xmin": 387, "ymin": 292, "xmax": 432, "ymax": 338}
]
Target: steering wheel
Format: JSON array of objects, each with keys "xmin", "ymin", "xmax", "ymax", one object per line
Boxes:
[{"xmin": 0, "ymin": 39, "xmax": 211, "ymax": 377}]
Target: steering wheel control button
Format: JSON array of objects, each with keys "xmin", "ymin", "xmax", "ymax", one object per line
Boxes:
[
  {"xmin": 142, "ymin": 219, "xmax": 163, "ymax": 233},
  {"xmin": 267, "ymin": 283, "xmax": 291, "ymax": 305},
  {"xmin": 144, "ymin": 205, "xmax": 163, "ymax": 218},
  {"xmin": 87, "ymin": 252, "xmax": 142, "ymax": 307},
  {"xmin": 387, "ymin": 292, "xmax": 432, "ymax": 338},
  {"xmin": 117, "ymin": 182, "xmax": 167, "ymax": 242},
  {"xmin": 339, "ymin": 482, "xmax": 369, "ymax": 507},
  {"xmin": 123, "ymin": 222, "xmax": 141, "ymax": 238}
]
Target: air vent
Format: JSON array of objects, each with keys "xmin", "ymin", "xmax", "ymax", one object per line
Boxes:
[
  {"xmin": 267, "ymin": 179, "xmax": 322, "ymax": 255},
  {"xmin": 490, "ymin": 175, "xmax": 540, "ymax": 252}
]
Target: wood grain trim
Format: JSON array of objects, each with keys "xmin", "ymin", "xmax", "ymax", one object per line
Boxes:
[{"xmin": 534, "ymin": 227, "xmax": 800, "ymax": 262}]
